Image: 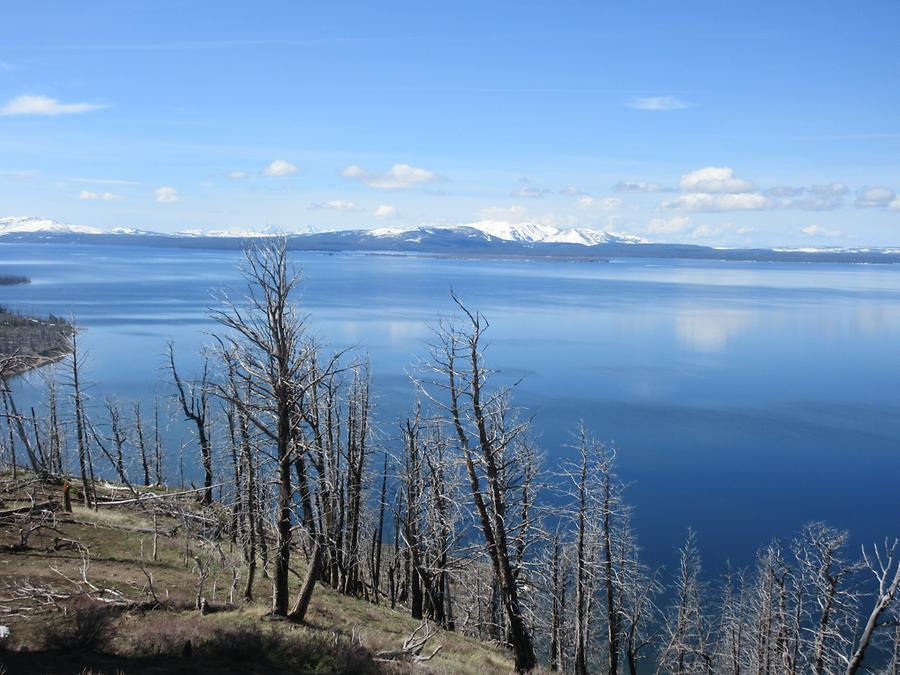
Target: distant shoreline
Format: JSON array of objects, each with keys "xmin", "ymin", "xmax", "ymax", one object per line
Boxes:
[
  {"xmin": 3, "ymin": 231, "xmax": 900, "ymax": 265},
  {"xmin": 0, "ymin": 274, "xmax": 30, "ymax": 286},
  {"xmin": 0, "ymin": 308, "xmax": 74, "ymax": 379}
]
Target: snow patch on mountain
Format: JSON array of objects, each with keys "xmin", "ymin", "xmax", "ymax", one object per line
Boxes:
[
  {"xmin": 0, "ymin": 216, "xmax": 104, "ymax": 236},
  {"xmin": 368, "ymin": 221, "xmax": 647, "ymax": 246}
]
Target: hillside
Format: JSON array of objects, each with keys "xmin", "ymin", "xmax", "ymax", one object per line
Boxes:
[{"xmin": 0, "ymin": 471, "xmax": 518, "ymax": 674}]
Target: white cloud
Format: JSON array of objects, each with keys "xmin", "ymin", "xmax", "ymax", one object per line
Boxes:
[
  {"xmin": 154, "ymin": 186, "xmax": 181, "ymax": 203},
  {"xmin": 679, "ymin": 167, "xmax": 756, "ymax": 193},
  {"xmin": 802, "ymin": 225, "xmax": 842, "ymax": 237},
  {"xmin": 647, "ymin": 216, "xmax": 692, "ymax": 234},
  {"xmin": 613, "ymin": 180, "xmax": 664, "ymax": 193},
  {"xmin": 560, "ymin": 186, "xmax": 588, "ymax": 196},
  {"xmin": 341, "ymin": 163, "xmax": 439, "ymax": 189},
  {"xmin": 628, "ymin": 96, "xmax": 689, "ymax": 111},
  {"xmin": 0, "ymin": 94, "xmax": 105, "ymax": 116},
  {"xmin": 79, "ymin": 190, "xmax": 124, "ymax": 201},
  {"xmin": 662, "ymin": 192, "xmax": 770, "ymax": 211},
  {"xmin": 227, "ymin": 170, "xmax": 249, "ymax": 180},
  {"xmin": 855, "ymin": 186, "xmax": 895, "ymax": 208},
  {"xmin": 261, "ymin": 159, "xmax": 298, "ymax": 177},
  {"xmin": 576, "ymin": 195, "xmax": 594, "ymax": 208},
  {"xmin": 768, "ymin": 182, "xmax": 847, "ymax": 210},
  {"xmin": 890, "ymin": 197, "xmax": 900, "ymax": 211},
  {"xmin": 340, "ymin": 164, "xmax": 366, "ymax": 178},
  {"xmin": 308, "ymin": 200, "xmax": 360, "ymax": 211},
  {"xmin": 374, "ymin": 204, "xmax": 397, "ymax": 218}
]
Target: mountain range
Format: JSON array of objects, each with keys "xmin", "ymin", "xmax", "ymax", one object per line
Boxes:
[{"xmin": 2, "ymin": 215, "xmax": 899, "ymax": 264}]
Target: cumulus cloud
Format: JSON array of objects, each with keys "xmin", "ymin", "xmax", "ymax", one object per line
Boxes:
[
  {"xmin": 154, "ymin": 186, "xmax": 181, "ymax": 203},
  {"xmin": 341, "ymin": 163, "xmax": 439, "ymax": 190},
  {"xmin": 560, "ymin": 186, "xmax": 588, "ymax": 196},
  {"xmin": 613, "ymin": 180, "xmax": 664, "ymax": 193},
  {"xmin": 261, "ymin": 160, "xmax": 298, "ymax": 177},
  {"xmin": 307, "ymin": 200, "xmax": 360, "ymax": 211},
  {"xmin": 576, "ymin": 195, "xmax": 594, "ymax": 208},
  {"xmin": 679, "ymin": 167, "xmax": 756, "ymax": 193},
  {"xmin": 0, "ymin": 94, "xmax": 105, "ymax": 116},
  {"xmin": 227, "ymin": 170, "xmax": 249, "ymax": 180},
  {"xmin": 662, "ymin": 192, "xmax": 770, "ymax": 212},
  {"xmin": 374, "ymin": 204, "xmax": 397, "ymax": 218},
  {"xmin": 79, "ymin": 190, "xmax": 124, "ymax": 201},
  {"xmin": 628, "ymin": 96, "xmax": 689, "ymax": 111},
  {"xmin": 855, "ymin": 186, "xmax": 896, "ymax": 208},
  {"xmin": 891, "ymin": 198, "xmax": 900, "ymax": 211}
]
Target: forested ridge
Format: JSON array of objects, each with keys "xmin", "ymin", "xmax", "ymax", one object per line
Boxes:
[{"xmin": 1, "ymin": 239, "xmax": 898, "ymax": 674}]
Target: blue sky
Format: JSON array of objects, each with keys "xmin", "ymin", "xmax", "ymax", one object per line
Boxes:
[{"xmin": 1, "ymin": 1, "xmax": 898, "ymax": 245}]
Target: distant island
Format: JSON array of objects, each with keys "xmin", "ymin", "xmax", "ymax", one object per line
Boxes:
[{"xmin": 3, "ymin": 215, "xmax": 900, "ymax": 265}]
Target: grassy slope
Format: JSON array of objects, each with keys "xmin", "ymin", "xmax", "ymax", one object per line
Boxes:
[{"xmin": 0, "ymin": 474, "xmax": 518, "ymax": 674}]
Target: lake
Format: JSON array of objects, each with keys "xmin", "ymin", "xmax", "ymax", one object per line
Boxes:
[{"xmin": 3, "ymin": 241, "xmax": 899, "ymax": 573}]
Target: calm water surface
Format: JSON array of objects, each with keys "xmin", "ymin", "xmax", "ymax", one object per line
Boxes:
[{"xmin": 3, "ymin": 242, "xmax": 899, "ymax": 572}]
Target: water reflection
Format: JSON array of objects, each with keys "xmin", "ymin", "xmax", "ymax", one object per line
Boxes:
[{"xmin": 674, "ymin": 307, "xmax": 757, "ymax": 352}]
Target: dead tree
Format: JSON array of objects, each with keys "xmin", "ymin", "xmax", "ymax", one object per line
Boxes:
[
  {"xmin": 845, "ymin": 539, "xmax": 900, "ymax": 674},
  {"xmin": 369, "ymin": 452, "xmax": 388, "ymax": 605},
  {"xmin": 210, "ymin": 238, "xmax": 321, "ymax": 619},
  {"xmin": 67, "ymin": 329, "xmax": 94, "ymax": 507},
  {"xmin": 794, "ymin": 522, "xmax": 858, "ymax": 675},
  {"xmin": 618, "ymin": 512, "xmax": 660, "ymax": 675},
  {"xmin": 657, "ymin": 529, "xmax": 712, "ymax": 675},
  {"xmin": 168, "ymin": 343, "xmax": 213, "ymax": 506},
  {"xmin": 105, "ymin": 398, "xmax": 127, "ymax": 480},
  {"xmin": 153, "ymin": 396, "xmax": 164, "ymax": 485},
  {"xmin": 133, "ymin": 402, "xmax": 152, "ymax": 486},
  {"xmin": 420, "ymin": 296, "xmax": 537, "ymax": 672},
  {"xmin": 43, "ymin": 369, "xmax": 64, "ymax": 475}
]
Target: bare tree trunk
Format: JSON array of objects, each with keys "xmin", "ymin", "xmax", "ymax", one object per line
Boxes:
[
  {"xmin": 70, "ymin": 330, "xmax": 93, "ymax": 507},
  {"xmin": 428, "ymin": 298, "xmax": 537, "ymax": 672},
  {"xmin": 133, "ymin": 402, "xmax": 151, "ymax": 486},
  {"xmin": 168, "ymin": 344, "xmax": 213, "ymax": 506}
]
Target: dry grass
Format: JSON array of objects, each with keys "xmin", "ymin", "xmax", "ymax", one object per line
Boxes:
[{"xmin": 0, "ymin": 471, "xmax": 520, "ymax": 674}]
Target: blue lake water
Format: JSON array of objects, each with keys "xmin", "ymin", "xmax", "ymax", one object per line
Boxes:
[{"xmin": 2, "ymin": 241, "xmax": 899, "ymax": 573}]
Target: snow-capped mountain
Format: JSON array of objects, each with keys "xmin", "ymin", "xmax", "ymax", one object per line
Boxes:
[
  {"xmin": 368, "ymin": 221, "xmax": 646, "ymax": 246},
  {"xmin": 3, "ymin": 215, "xmax": 897, "ymax": 264},
  {"xmin": 0, "ymin": 216, "xmax": 104, "ymax": 236}
]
